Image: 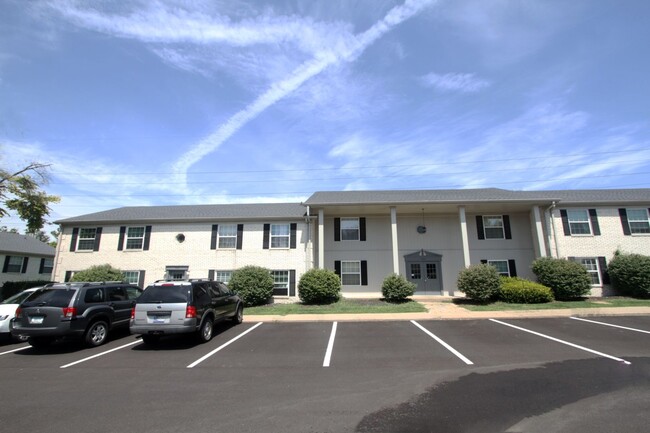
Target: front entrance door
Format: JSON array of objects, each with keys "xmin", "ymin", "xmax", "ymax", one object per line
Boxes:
[{"xmin": 404, "ymin": 250, "xmax": 443, "ymax": 295}]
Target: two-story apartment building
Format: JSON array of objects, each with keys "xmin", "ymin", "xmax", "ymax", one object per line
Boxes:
[
  {"xmin": 1, "ymin": 232, "xmax": 56, "ymax": 289},
  {"xmin": 53, "ymin": 188, "xmax": 650, "ymax": 298}
]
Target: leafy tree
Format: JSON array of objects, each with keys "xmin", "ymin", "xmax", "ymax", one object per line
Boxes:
[
  {"xmin": 70, "ymin": 264, "xmax": 125, "ymax": 282},
  {"xmin": 0, "ymin": 163, "xmax": 60, "ymax": 233},
  {"xmin": 0, "ymin": 225, "xmax": 19, "ymax": 233}
]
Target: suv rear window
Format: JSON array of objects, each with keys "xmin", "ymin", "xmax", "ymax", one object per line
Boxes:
[
  {"xmin": 139, "ymin": 285, "xmax": 190, "ymax": 303},
  {"xmin": 22, "ymin": 289, "xmax": 76, "ymax": 308}
]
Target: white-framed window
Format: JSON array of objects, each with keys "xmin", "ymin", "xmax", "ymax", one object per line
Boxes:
[
  {"xmin": 126, "ymin": 227, "xmax": 145, "ymax": 250},
  {"xmin": 341, "ymin": 261, "xmax": 361, "ymax": 285},
  {"xmin": 578, "ymin": 258, "xmax": 601, "ymax": 285},
  {"xmin": 77, "ymin": 228, "xmax": 97, "ymax": 250},
  {"xmin": 215, "ymin": 271, "xmax": 233, "ymax": 284},
  {"xmin": 341, "ymin": 218, "xmax": 360, "ymax": 241},
  {"xmin": 41, "ymin": 258, "xmax": 54, "ymax": 274},
  {"xmin": 165, "ymin": 266, "xmax": 188, "ymax": 281},
  {"xmin": 627, "ymin": 209, "xmax": 650, "ymax": 234},
  {"xmin": 567, "ymin": 209, "xmax": 591, "ymax": 235},
  {"xmin": 4, "ymin": 256, "xmax": 25, "ymax": 273},
  {"xmin": 270, "ymin": 224, "xmax": 290, "ymax": 249},
  {"xmin": 488, "ymin": 260, "xmax": 510, "ymax": 277},
  {"xmin": 483, "ymin": 216, "xmax": 505, "ymax": 239},
  {"xmin": 271, "ymin": 270, "xmax": 289, "ymax": 296},
  {"xmin": 123, "ymin": 271, "xmax": 140, "ymax": 285},
  {"xmin": 218, "ymin": 224, "xmax": 237, "ymax": 249}
]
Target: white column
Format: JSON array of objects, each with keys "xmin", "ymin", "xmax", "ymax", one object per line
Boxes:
[
  {"xmin": 459, "ymin": 206, "xmax": 471, "ymax": 267},
  {"xmin": 532, "ymin": 206, "xmax": 547, "ymax": 258},
  {"xmin": 390, "ymin": 206, "xmax": 399, "ymax": 274},
  {"xmin": 318, "ymin": 209, "xmax": 325, "ymax": 269}
]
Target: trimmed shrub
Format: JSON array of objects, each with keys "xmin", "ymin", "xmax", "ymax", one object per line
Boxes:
[
  {"xmin": 381, "ymin": 274, "xmax": 416, "ymax": 303},
  {"xmin": 0, "ymin": 280, "xmax": 54, "ymax": 300},
  {"xmin": 456, "ymin": 264, "xmax": 501, "ymax": 302},
  {"xmin": 531, "ymin": 257, "xmax": 591, "ymax": 300},
  {"xmin": 499, "ymin": 277, "xmax": 554, "ymax": 304},
  {"xmin": 229, "ymin": 266, "xmax": 274, "ymax": 307},
  {"xmin": 298, "ymin": 268, "xmax": 341, "ymax": 305},
  {"xmin": 70, "ymin": 264, "xmax": 124, "ymax": 282},
  {"xmin": 607, "ymin": 252, "xmax": 650, "ymax": 298}
]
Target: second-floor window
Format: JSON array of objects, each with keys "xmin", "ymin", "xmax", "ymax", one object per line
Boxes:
[
  {"xmin": 340, "ymin": 218, "xmax": 360, "ymax": 241},
  {"xmin": 483, "ymin": 216, "xmax": 504, "ymax": 239},
  {"xmin": 271, "ymin": 224, "xmax": 290, "ymax": 248},
  {"xmin": 218, "ymin": 224, "xmax": 237, "ymax": 248},
  {"xmin": 77, "ymin": 228, "xmax": 97, "ymax": 250},
  {"xmin": 627, "ymin": 209, "xmax": 650, "ymax": 234},
  {"xmin": 126, "ymin": 227, "xmax": 145, "ymax": 250},
  {"xmin": 3, "ymin": 256, "xmax": 25, "ymax": 273},
  {"xmin": 566, "ymin": 210, "xmax": 591, "ymax": 235}
]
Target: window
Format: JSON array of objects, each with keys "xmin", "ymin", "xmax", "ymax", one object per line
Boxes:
[
  {"xmin": 341, "ymin": 261, "xmax": 361, "ymax": 285},
  {"xmin": 271, "ymin": 270, "xmax": 289, "ymax": 296},
  {"xmin": 483, "ymin": 216, "xmax": 505, "ymax": 239},
  {"xmin": 488, "ymin": 260, "xmax": 510, "ymax": 277},
  {"xmin": 126, "ymin": 227, "xmax": 145, "ymax": 250},
  {"xmin": 41, "ymin": 258, "xmax": 54, "ymax": 274},
  {"xmin": 410, "ymin": 263, "xmax": 421, "ymax": 280},
  {"xmin": 567, "ymin": 210, "xmax": 591, "ymax": 235},
  {"xmin": 627, "ymin": 209, "xmax": 650, "ymax": 234},
  {"xmin": 426, "ymin": 263, "xmax": 437, "ymax": 279},
  {"xmin": 123, "ymin": 271, "xmax": 140, "ymax": 285},
  {"xmin": 270, "ymin": 224, "xmax": 290, "ymax": 248},
  {"xmin": 579, "ymin": 258, "xmax": 601, "ymax": 285},
  {"xmin": 215, "ymin": 271, "xmax": 233, "ymax": 284},
  {"xmin": 340, "ymin": 218, "xmax": 360, "ymax": 241},
  {"xmin": 4, "ymin": 256, "xmax": 24, "ymax": 273},
  {"xmin": 218, "ymin": 224, "xmax": 237, "ymax": 248},
  {"xmin": 77, "ymin": 228, "xmax": 97, "ymax": 250},
  {"xmin": 165, "ymin": 266, "xmax": 188, "ymax": 281}
]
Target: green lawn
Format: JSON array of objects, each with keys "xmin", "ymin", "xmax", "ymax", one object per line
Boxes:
[
  {"xmin": 246, "ymin": 298, "xmax": 427, "ymax": 315},
  {"xmin": 455, "ymin": 297, "xmax": 650, "ymax": 311}
]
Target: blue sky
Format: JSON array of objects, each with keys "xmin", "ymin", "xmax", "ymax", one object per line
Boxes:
[{"xmin": 1, "ymin": 0, "xmax": 650, "ymax": 233}]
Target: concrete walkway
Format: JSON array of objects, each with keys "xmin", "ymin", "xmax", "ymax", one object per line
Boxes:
[{"xmin": 245, "ymin": 300, "xmax": 650, "ymax": 323}]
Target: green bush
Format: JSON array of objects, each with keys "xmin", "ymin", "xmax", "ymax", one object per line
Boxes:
[
  {"xmin": 531, "ymin": 257, "xmax": 591, "ymax": 300},
  {"xmin": 607, "ymin": 252, "xmax": 650, "ymax": 298},
  {"xmin": 381, "ymin": 274, "xmax": 416, "ymax": 303},
  {"xmin": 229, "ymin": 266, "xmax": 274, "ymax": 307},
  {"xmin": 298, "ymin": 268, "xmax": 341, "ymax": 305},
  {"xmin": 456, "ymin": 264, "xmax": 501, "ymax": 302},
  {"xmin": 499, "ymin": 277, "xmax": 554, "ymax": 303},
  {"xmin": 0, "ymin": 280, "xmax": 54, "ymax": 300},
  {"xmin": 70, "ymin": 264, "xmax": 124, "ymax": 282}
]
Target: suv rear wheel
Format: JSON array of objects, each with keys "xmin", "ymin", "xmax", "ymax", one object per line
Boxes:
[
  {"xmin": 232, "ymin": 305, "xmax": 243, "ymax": 325},
  {"xmin": 85, "ymin": 320, "xmax": 109, "ymax": 347},
  {"xmin": 198, "ymin": 318, "xmax": 213, "ymax": 343}
]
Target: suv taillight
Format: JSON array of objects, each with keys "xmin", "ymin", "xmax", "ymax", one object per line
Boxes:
[
  {"xmin": 185, "ymin": 306, "xmax": 197, "ymax": 318},
  {"xmin": 131, "ymin": 307, "xmax": 135, "ymax": 319},
  {"xmin": 62, "ymin": 307, "xmax": 77, "ymax": 318},
  {"xmin": 15, "ymin": 307, "xmax": 22, "ymax": 318}
]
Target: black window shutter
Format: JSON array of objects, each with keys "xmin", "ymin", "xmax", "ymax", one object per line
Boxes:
[
  {"xmin": 208, "ymin": 270, "xmax": 215, "ymax": 281},
  {"xmin": 361, "ymin": 261, "xmax": 368, "ymax": 286},
  {"xmin": 118, "ymin": 226, "xmax": 126, "ymax": 251},
  {"xmin": 70, "ymin": 227, "xmax": 79, "ymax": 252},
  {"xmin": 476, "ymin": 216, "xmax": 485, "ymax": 240},
  {"xmin": 619, "ymin": 208, "xmax": 631, "ymax": 235},
  {"xmin": 598, "ymin": 257, "xmax": 610, "ymax": 285},
  {"xmin": 334, "ymin": 260, "xmax": 341, "ymax": 277},
  {"xmin": 39, "ymin": 258, "xmax": 45, "ymax": 273},
  {"xmin": 290, "ymin": 223, "xmax": 297, "ymax": 249},
  {"xmin": 143, "ymin": 226, "xmax": 152, "ymax": 250},
  {"xmin": 560, "ymin": 210, "xmax": 571, "ymax": 236},
  {"xmin": 21, "ymin": 257, "xmax": 29, "ymax": 274},
  {"xmin": 65, "ymin": 271, "xmax": 72, "ymax": 282},
  {"xmin": 289, "ymin": 270, "xmax": 296, "ymax": 296},
  {"xmin": 2, "ymin": 256, "xmax": 10, "ymax": 273},
  {"xmin": 334, "ymin": 218, "xmax": 341, "ymax": 242},
  {"xmin": 508, "ymin": 259, "xmax": 517, "ymax": 277},
  {"xmin": 93, "ymin": 227, "xmax": 103, "ymax": 251},
  {"xmin": 236, "ymin": 224, "xmax": 244, "ymax": 250},
  {"xmin": 138, "ymin": 270, "xmax": 146, "ymax": 289},
  {"xmin": 210, "ymin": 225, "xmax": 218, "ymax": 250},
  {"xmin": 503, "ymin": 215, "xmax": 512, "ymax": 239},
  {"xmin": 263, "ymin": 224, "xmax": 270, "ymax": 249},
  {"xmin": 360, "ymin": 217, "xmax": 366, "ymax": 241},
  {"xmin": 480, "ymin": 259, "xmax": 487, "ymax": 264},
  {"xmin": 588, "ymin": 209, "xmax": 600, "ymax": 236}
]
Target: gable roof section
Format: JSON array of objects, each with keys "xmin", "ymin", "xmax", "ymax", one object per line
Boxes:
[
  {"xmin": 55, "ymin": 203, "xmax": 307, "ymax": 225},
  {"xmin": 0, "ymin": 232, "xmax": 56, "ymax": 256}
]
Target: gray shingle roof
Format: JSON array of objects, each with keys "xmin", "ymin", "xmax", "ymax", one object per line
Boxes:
[
  {"xmin": 0, "ymin": 232, "xmax": 56, "ymax": 256},
  {"xmin": 55, "ymin": 203, "xmax": 307, "ymax": 224}
]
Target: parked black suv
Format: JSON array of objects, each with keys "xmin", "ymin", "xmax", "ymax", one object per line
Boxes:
[
  {"xmin": 130, "ymin": 279, "xmax": 243, "ymax": 345},
  {"xmin": 11, "ymin": 282, "xmax": 143, "ymax": 348}
]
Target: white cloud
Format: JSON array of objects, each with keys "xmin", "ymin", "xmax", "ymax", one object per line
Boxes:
[{"xmin": 421, "ymin": 72, "xmax": 490, "ymax": 93}]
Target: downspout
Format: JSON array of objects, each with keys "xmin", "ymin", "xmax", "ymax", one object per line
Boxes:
[{"xmin": 546, "ymin": 201, "xmax": 560, "ymax": 258}]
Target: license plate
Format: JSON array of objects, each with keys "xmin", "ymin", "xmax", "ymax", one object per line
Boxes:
[
  {"xmin": 29, "ymin": 316, "xmax": 45, "ymax": 325},
  {"xmin": 152, "ymin": 317, "xmax": 168, "ymax": 324}
]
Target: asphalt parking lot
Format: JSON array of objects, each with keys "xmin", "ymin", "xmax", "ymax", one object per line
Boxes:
[{"xmin": 1, "ymin": 315, "xmax": 648, "ymax": 433}]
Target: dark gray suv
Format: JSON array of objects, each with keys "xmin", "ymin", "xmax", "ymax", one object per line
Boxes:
[
  {"xmin": 11, "ymin": 282, "xmax": 143, "ymax": 348},
  {"xmin": 130, "ymin": 279, "xmax": 243, "ymax": 345}
]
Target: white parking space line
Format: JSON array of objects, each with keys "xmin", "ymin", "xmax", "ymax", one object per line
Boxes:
[
  {"xmin": 60, "ymin": 340, "xmax": 141, "ymax": 369},
  {"xmin": 323, "ymin": 322, "xmax": 337, "ymax": 367},
  {"xmin": 570, "ymin": 316, "xmax": 650, "ymax": 334},
  {"xmin": 411, "ymin": 320, "xmax": 474, "ymax": 365},
  {"xmin": 490, "ymin": 319, "xmax": 632, "ymax": 365},
  {"xmin": 0, "ymin": 345, "xmax": 30, "ymax": 356},
  {"xmin": 187, "ymin": 322, "xmax": 263, "ymax": 369}
]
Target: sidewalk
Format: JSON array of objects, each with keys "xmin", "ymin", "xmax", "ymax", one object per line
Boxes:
[{"xmin": 245, "ymin": 300, "xmax": 650, "ymax": 323}]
